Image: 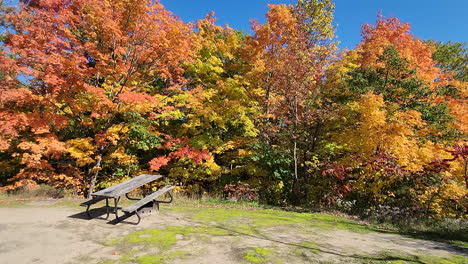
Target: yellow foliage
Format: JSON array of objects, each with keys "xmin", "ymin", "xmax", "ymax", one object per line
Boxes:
[
  {"xmin": 107, "ymin": 124, "xmax": 129, "ymax": 145},
  {"xmin": 66, "ymin": 138, "xmax": 97, "ymax": 167},
  {"xmin": 168, "ymin": 158, "xmax": 221, "ymax": 184},
  {"xmin": 109, "ymin": 147, "xmax": 137, "ymax": 165},
  {"xmin": 335, "ymin": 92, "xmax": 449, "ymax": 172},
  {"xmin": 417, "ymin": 181, "xmax": 467, "ymax": 217}
]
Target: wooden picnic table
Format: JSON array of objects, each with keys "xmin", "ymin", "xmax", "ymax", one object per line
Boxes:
[{"xmin": 82, "ymin": 174, "xmax": 162, "ymax": 220}]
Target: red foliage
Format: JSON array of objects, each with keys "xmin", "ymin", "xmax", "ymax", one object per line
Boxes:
[
  {"xmin": 322, "ymin": 163, "xmax": 352, "ymax": 180},
  {"xmin": 169, "ymin": 147, "xmax": 211, "ymax": 163},
  {"xmin": 366, "ymin": 151, "xmax": 407, "ymax": 178},
  {"xmin": 321, "ymin": 163, "xmax": 354, "ymax": 203},
  {"xmin": 149, "ymin": 156, "xmax": 171, "ymax": 171},
  {"xmin": 149, "ymin": 137, "xmax": 212, "ymax": 172},
  {"xmin": 223, "ymin": 181, "xmax": 257, "ymax": 202}
]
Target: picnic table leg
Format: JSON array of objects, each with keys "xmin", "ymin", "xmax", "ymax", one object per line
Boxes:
[
  {"xmin": 125, "ymin": 193, "xmax": 140, "ymax": 201},
  {"xmin": 85, "ymin": 198, "xmax": 110, "ymax": 220},
  {"xmin": 86, "ymin": 204, "xmax": 92, "ymax": 219},
  {"xmin": 154, "ymin": 191, "xmax": 173, "ymax": 210},
  {"xmin": 135, "ymin": 211, "xmax": 141, "ymax": 225},
  {"xmin": 150, "ymin": 191, "xmax": 173, "ymax": 212},
  {"xmin": 113, "ymin": 197, "xmax": 120, "ymax": 218},
  {"xmin": 104, "ymin": 198, "xmax": 110, "ymax": 220}
]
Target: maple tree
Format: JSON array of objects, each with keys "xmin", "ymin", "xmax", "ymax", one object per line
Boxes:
[
  {"xmin": 325, "ymin": 16, "xmax": 467, "ymax": 216},
  {"xmin": 0, "ymin": 0, "xmax": 206, "ymax": 196},
  {"xmin": 246, "ymin": 1, "xmax": 336, "ymax": 204}
]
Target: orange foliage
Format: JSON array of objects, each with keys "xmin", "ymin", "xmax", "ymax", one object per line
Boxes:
[{"xmin": 358, "ymin": 15, "xmax": 439, "ymax": 84}]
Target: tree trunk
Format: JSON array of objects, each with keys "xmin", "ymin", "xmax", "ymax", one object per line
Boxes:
[
  {"xmin": 87, "ymin": 155, "xmax": 102, "ymax": 199},
  {"xmin": 293, "ymin": 90, "xmax": 299, "ymax": 180},
  {"xmin": 264, "ymin": 72, "xmax": 272, "ymax": 144},
  {"xmin": 294, "ymin": 138, "xmax": 298, "ymax": 180},
  {"xmin": 303, "ymin": 148, "xmax": 309, "ymax": 203}
]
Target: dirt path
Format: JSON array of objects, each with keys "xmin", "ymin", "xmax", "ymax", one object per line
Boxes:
[{"xmin": 0, "ymin": 203, "xmax": 466, "ymax": 264}]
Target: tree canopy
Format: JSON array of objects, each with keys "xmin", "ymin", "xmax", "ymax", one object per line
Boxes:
[{"xmin": 0, "ymin": 0, "xmax": 466, "ymax": 218}]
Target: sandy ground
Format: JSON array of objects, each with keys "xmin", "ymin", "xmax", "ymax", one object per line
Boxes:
[{"xmin": 0, "ymin": 201, "xmax": 467, "ymax": 264}]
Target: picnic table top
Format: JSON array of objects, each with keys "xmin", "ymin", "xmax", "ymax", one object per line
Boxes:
[{"xmin": 91, "ymin": 174, "xmax": 162, "ymax": 199}]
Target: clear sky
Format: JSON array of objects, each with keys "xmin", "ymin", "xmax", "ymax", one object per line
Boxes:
[{"xmin": 161, "ymin": 0, "xmax": 468, "ymax": 49}]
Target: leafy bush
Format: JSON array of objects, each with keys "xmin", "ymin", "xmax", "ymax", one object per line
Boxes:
[{"xmin": 224, "ymin": 182, "xmax": 257, "ymax": 202}]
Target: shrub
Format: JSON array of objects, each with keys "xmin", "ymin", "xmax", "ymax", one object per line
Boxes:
[{"xmin": 223, "ymin": 182, "xmax": 257, "ymax": 202}]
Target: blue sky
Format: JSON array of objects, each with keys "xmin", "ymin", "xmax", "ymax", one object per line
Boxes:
[{"xmin": 161, "ymin": 0, "xmax": 468, "ymax": 49}]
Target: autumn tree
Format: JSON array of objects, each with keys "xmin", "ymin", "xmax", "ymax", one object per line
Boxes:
[
  {"xmin": 0, "ymin": 0, "xmax": 209, "ymax": 196},
  {"xmin": 327, "ymin": 16, "xmax": 467, "ymax": 216},
  {"xmin": 158, "ymin": 14, "xmax": 261, "ymax": 193},
  {"xmin": 246, "ymin": 0, "xmax": 336, "ymax": 203}
]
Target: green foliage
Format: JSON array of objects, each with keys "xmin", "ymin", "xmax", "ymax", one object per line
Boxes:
[
  {"xmin": 246, "ymin": 142, "xmax": 293, "ymax": 182},
  {"xmin": 431, "ymin": 41, "xmax": 468, "ymax": 81},
  {"xmin": 347, "ymin": 46, "xmax": 431, "ymax": 104},
  {"xmin": 294, "ymin": 0, "xmax": 336, "ymax": 41},
  {"xmin": 241, "ymin": 142, "xmax": 293, "ymax": 204}
]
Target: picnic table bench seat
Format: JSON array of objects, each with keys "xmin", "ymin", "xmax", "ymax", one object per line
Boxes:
[{"xmin": 122, "ymin": 185, "xmax": 175, "ymax": 224}]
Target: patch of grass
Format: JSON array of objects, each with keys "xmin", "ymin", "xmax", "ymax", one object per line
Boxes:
[
  {"xmin": 356, "ymin": 250, "xmax": 468, "ymax": 264},
  {"xmin": 167, "ymin": 194, "xmax": 266, "ymax": 212},
  {"xmin": 118, "ymin": 252, "xmax": 134, "ymax": 262},
  {"xmin": 205, "ymin": 197, "xmax": 261, "ymax": 207},
  {"xmin": 292, "ymin": 241, "xmax": 320, "ymax": 262},
  {"xmin": 134, "ymin": 250, "xmax": 189, "ymax": 264},
  {"xmin": 419, "ymin": 254, "xmax": 468, "ymax": 264},
  {"xmin": 166, "ymin": 250, "xmax": 189, "ymax": 259},
  {"xmin": 171, "ymin": 196, "xmax": 467, "ymax": 248},
  {"xmin": 190, "ymin": 207, "xmax": 386, "ymax": 234},
  {"xmin": 136, "ymin": 254, "xmax": 165, "ymax": 264},
  {"xmin": 244, "ymin": 247, "xmax": 275, "ymax": 263},
  {"xmin": 369, "ymin": 217, "xmax": 468, "ymax": 248},
  {"xmin": 298, "ymin": 241, "xmax": 320, "ymax": 252},
  {"xmin": 232, "ymin": 224, "xmax": 261, "ymax": 235},
  {"xmin": 106, "ymin": 225, "xmax": 234, "ymax": 251},
  {"xmin": 108, "ymin": 226, "xmax": 194, "ymax": 249},
  {"xmin": 451, "ymin": 241, "xmax": 468, "ymax": 248},
  {"xmin": 109, "ymin": 245, "xmax": 189, "ymax": 264}
]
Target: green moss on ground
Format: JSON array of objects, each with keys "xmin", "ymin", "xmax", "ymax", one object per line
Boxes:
[
  {"xmin": 135, "ymin": 254, "xmax": 165, "ymax": 264},
  {"xmin": 106, "ymin": 250, "xmax": 189, "ymax": 264},
  {"xmin": 191, "ymin": 207, "xmax": 385, "ymax": 234},
  {"xmin": 244, "ymin": 247, "xmax": 275, "ymax": 263},
  {"xmin": 290, "ymin": 241, "xmax": 321, "ymax": 262},
  {"xmin": 135, "ymin": 252, "xmax": 189, "ymax": 264},
  {"xmin": 357, "ymin": 250, "xmax": 468, "ymax": 264},
  {"xmin": 108, "ymin": 226, "xmax": 195, "ymax": 249}
]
